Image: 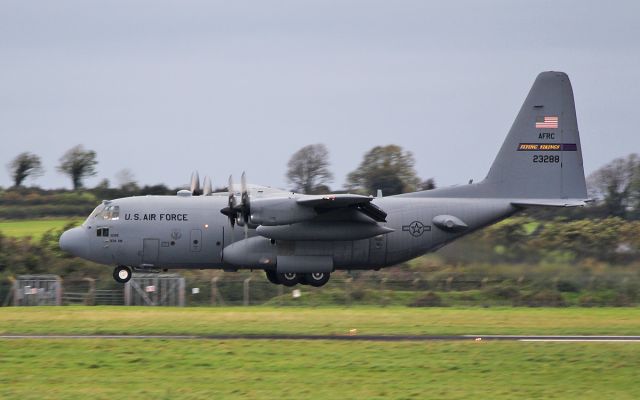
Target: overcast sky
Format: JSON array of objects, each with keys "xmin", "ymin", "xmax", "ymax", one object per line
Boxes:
[{"xmin": 2, "ymin": 0, "xmax": 639, "ymax": 191}]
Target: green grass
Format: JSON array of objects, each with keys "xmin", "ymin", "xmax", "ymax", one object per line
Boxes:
[
  {"xmin": 2, "ymin": 307, "xmax": 640, "ymax": 399},
  {"xmin": 1, "ymin": 339, "xmax": 639, "ymax": 399},
  {"xmin": 0, "ymin": 218, "xmax": 77, "ymax": 239},
  {"xmin": 2, "ymin": 306, "xmax": 640, "ymax": 335}
]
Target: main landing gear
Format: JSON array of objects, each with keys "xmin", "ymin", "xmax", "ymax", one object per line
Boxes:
[
  {"xmin": 113, "ymin": 265, "xmax": 132, "ymax": 283},
  {"xmin": 265, "ymin": 270, "xmax": 330, "ymax": 287}
]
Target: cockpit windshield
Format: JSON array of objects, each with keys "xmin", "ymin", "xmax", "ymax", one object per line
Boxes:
[
  {"xmin": 98, "ymin": 205, "xmax": 120, "ymax": 221},
  {"xmin": 83, "ymin": 204, "xmax": 120, "ymax": 226}
]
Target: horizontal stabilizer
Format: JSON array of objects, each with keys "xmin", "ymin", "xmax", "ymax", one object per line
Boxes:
[{"xmin": 511, "ymin": 199, "xmax": 588, "ymax": 208}]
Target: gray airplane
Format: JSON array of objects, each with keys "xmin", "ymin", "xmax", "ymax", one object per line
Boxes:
[{"xmin": 60, "ymin": 71, "xmax": 588, "ymax": 287}]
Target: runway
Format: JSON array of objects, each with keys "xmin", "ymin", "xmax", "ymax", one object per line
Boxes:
[{"xmin": 1, "ymin": 334, "xmax": 640, "ymax": 342}]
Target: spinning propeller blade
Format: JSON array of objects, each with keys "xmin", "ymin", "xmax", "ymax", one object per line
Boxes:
[
  {"xmin": 203, "ymin": 176, "xmax": 212, "ymax": 196},
  {"xmin": 190, "ymin": 171, "xmax": 201, "ymax": 195}
]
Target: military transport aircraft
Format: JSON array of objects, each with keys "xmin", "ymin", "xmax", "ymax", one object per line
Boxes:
[{"xmin": 60, "ymin": 71, "xmax": 588, "ymax": 287}]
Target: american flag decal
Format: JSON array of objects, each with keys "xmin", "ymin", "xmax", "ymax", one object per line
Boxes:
[{"xmin": 536, "ymin": 116, "xmax": 558, "ymax": 129}]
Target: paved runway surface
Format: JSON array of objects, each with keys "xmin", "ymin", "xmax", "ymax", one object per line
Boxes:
[{"xmin": 1, "ymin": 334, "xmax": 640, "ymax": 342}]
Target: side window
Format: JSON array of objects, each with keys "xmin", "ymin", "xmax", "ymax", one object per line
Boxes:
[{"xmin": 96, "ymin": 228, "xmax": 110, "ymax": 237}]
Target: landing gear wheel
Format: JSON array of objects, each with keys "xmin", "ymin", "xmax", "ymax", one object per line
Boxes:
[
  {"xmin": 303, "ymin": 272, "xmax": 330, "ymax": 287},
  {"xmin": 113, "ymin": 265, "xmax": 132, "ymax": 283},
  {"xmin": 265, "ymin": 270, "xmax": 279, "ymax": 285},
  {"xmin": 277, "ymin": 272, "xmax": 300, "ymax": 287}
]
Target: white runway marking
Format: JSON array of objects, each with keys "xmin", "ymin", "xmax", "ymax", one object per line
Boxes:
[{"xmin": 1, "ymin": 334, "xmax": 640, "ymax": 342}]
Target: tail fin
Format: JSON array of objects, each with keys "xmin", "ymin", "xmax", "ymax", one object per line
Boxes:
[
  {"xmin": 483, "ymin": 71, "xmax": 587, "ymax": 200},
  {"xmin": 399, "ymin": 71, "xmax": 588, "ymax": 202}
]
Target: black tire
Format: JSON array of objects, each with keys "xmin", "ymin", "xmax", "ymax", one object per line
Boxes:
[
  {"xmin": 304, "ymin": 272, "xmax": 330, "ymax": 287},
  {"xmin": 265, "ymin": 270, "xmax": 280, "ymax": 285},
  {"xmin": 113, "ymin": 265, "xmax": 132, "ymax": 283},
  {"xmin": 277, "ymin": 272, "xmax": 299, "ymax": 287}
]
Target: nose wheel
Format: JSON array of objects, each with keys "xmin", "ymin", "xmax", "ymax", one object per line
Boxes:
[{"xmin": 113, "ymin": 265, "xmax": 132, "ymax": 283}]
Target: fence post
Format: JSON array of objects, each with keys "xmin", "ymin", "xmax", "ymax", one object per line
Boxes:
[
  {"xmin": 178, "ymin": 277, "xmax": 185, "ymax": 307},
  {"xmin": 55, "ymin": 276, "xmax": 63, "ymax": 306},
  {"xmin": 8, "ymin": 277, "xmax": 17, "ymax": 307},
  {"xmin": 380, "ymin": 278, "xmax": 387, "ymax": 307},
  {"xmin": 84, "ymin": 278, "xmax": 96, "ymax": 306},
  {"xmin": 243, "ymin": 277, "xmax": 252, "ymax": 306},
  {"xmin": 345, "ymin": 278, "xmax": 352, "ymax": 306},
  {"xmin": 277, "ymin": 284, "xmax": 284, "ymax": 306},
  {"xmin": 211, "ymin": 277, "xmax": 219, "ymax": 306},
  {"xmin": 124, "ymin": 281, "xmax": 131, "ymax": 306}
]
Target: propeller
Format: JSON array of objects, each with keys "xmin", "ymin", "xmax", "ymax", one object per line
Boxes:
[
  {"xmin": 190, "ymin": 171, "xmax": 201, "ymax": 195},
  {"xmin": 202, "ymin": 176, "xmax": 212, "ymax": 196},
  {"xmin": 220, "ymin": 175, "xmax": 237, "ymax": 227},
  {"xmin": 239, "ymin": 172, "xmax": 250, "ymax": 238},
  {"xmin": 219, "ymin": 172, "xmax": 252, "ymax": 238}
]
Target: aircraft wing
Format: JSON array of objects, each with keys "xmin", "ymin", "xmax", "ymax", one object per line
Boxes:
[{"xmin": 297, "ymin": 194, "xmax": 387, "ymax": 222}]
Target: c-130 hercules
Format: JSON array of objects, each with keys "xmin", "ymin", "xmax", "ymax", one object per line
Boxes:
[{"xmin": 60, "ymin": 72, "xmax": 588, "ymax": 287}]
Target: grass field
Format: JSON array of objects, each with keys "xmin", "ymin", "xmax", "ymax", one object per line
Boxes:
[
  {"xmin": 1, "ymin": 339, "xmax": 639, "ymax": 399},
  {"xmin": 2, "ymin": 307, "xmax": 640, "ymax": 399},
  {"xmin": 0, "ymin": 218, "xmax": 77, "ymax": 239},
  {"xmin": 0, "ymin": 307, "xmax": 640, "ymax": 400},
  {"xmin": 2, "ymin": 306, "xmax": 640, "ymax": 335}
]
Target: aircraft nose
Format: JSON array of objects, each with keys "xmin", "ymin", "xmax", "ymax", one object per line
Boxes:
[{"xmin": 59, "ymin": 227, "xmax": 88, "ymax": 258}]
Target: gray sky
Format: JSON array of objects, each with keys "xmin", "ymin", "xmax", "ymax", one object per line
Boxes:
[{"xmin": 2, "ymin": 0, "xmax": 639, "ymax": 191}]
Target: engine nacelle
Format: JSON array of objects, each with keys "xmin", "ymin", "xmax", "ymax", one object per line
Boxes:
[{"xmin": 249, "ymin": 197, "xmax": 317, "ymax": 226}]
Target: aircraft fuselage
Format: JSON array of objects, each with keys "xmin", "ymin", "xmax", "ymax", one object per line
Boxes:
[{"xmin": 62, "ymin": 194, "xmax": 516, "ymax": 271}]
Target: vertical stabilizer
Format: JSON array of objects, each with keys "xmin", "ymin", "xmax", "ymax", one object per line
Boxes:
[{"xmin": 483, "ymin": 71, "xmax": 587, "ymax": 199}]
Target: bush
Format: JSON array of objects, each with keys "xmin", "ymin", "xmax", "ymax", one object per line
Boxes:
[
  {"xmin": 578, "ymin": 295, "xmax": 598, "ymax": 307},
  {"xmin": 485, "ymin": 285, "xmax": 521, "ymax": 300},
  {"xmin": 518, "ymin": 290, "xmax": 566, "ymax": 307},
  {"xmin": 409, "ymin": 291, "xmax": 443, "ymax": 307},
  {"xmin": 556, "ymin": 280, "xmax": 580, "ymax": 292}
]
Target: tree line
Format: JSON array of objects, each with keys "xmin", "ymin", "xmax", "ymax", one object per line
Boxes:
[
  {"xmin": 6, "ymin": 144, "xmax": 640, "ymax": 219},
  {"xmin": 8, "ymin": 145, "xmax": 97, "ymax": 190}
]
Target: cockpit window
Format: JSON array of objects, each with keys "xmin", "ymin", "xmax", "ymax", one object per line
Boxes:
[
  {"xmin": 96, "ymin": 205, "xmax": 120, "ymax": 221},
  {"xmin": 83, "ymin": 204, "xmax": 120, "ymax": 227},
  {"xmin": 84, "ymin": 204, "xmax": 105, "ymax": 227}
]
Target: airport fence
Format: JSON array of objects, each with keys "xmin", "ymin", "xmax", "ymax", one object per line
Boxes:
[{"xmin": 2, "ymin": 270, "xmax": 640, "ymax": 307}]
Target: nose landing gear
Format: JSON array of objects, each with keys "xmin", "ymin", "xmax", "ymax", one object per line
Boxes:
[{"xmin": 113, "ymin": 265, "xmax": 132, "ymax": 283}]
